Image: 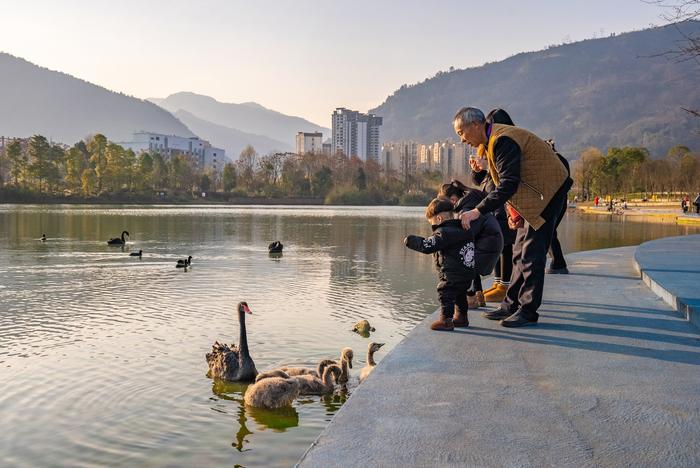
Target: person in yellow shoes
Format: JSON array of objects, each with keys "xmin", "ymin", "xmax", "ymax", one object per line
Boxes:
[{"xmin": 469, "ymin": 109, "xmax": 518, "ymax": 304}]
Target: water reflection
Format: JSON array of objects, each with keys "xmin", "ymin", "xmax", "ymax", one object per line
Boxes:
[{"xmin": 0, "ymin": 205, "xmax": 698, "ymax": 467}]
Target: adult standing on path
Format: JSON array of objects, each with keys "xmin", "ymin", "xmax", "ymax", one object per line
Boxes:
[{"xmin": 454, "ymin": 107, "xmax": 572, "ymax": 327}]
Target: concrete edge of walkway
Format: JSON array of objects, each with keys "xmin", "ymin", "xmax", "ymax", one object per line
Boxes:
[{"xmin": 634, "ymin": 234, "xmax": 700, "ymax": 330}]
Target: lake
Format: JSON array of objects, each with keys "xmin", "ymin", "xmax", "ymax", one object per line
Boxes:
[{"xmin": 1, "ymin": 205, "xmax": 698, "ymax": 467}]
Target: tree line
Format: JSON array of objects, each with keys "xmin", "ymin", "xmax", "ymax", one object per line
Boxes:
[
  {"xmin": 0, "ymin": 134, "xmax": 442, "ymax": 204},
  {"xmin": 571, "ymin": 144, "xmax": 700, "ymax": 200}
]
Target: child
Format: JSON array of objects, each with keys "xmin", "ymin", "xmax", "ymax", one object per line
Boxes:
[
  {"xmin": 404, "ymin": 198, "xmax": 475, "ymax": 331},
  {"xmin": 439, "ymin": 181, "xmax": 504, "ymax": 308}
]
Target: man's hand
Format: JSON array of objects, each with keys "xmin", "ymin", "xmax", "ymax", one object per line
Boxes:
[
  {"xmin": 468, "ymin": 158, "xmax": 483, "ymax": 173},
  {"xmin": 459, "ymin": 209, "xmax": 480, "ymax": 230},
  {"xmin": 508, "ymin": 215, "xmax": 524, "ymax": 230}
]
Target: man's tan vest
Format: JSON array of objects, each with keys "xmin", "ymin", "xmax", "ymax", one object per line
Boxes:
[{"xmin": 486, "ymin": 124, "xmax": 568, "ymax": 230}]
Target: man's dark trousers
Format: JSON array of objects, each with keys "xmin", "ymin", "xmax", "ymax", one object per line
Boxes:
[{"xmin": 501, "ymin": 185, "xmax": 568, "ymax": 321}]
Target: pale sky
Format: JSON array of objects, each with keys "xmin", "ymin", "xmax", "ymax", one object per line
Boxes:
[{"xmin": 0, "ymin": 0, "xmax": 664, "ymax": 127}]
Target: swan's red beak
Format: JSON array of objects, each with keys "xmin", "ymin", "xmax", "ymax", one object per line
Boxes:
[{"xmin": 243, "ymin": 304, "xmax": 252, "ymax": 314}]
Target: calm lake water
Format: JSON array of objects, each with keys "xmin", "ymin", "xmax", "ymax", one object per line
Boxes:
[{"xmin": 1, "ymin": 204, "xmax": 698, "ymax": 467}]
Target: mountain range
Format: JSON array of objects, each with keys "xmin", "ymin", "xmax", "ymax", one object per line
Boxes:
[
  {"xmin": 149, "ymin": 92, "xmax": 329, "ymax": 152},
  {"xmin": 0, "ymin": 52, "xmax": 194, "ymax": 144},
  {"xmin": 370, "ymin": 21, "xmax": 700, "ymax": 157}
]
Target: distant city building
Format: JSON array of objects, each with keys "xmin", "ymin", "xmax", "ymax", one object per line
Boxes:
[
  {"xmin": 295, "ymin": 132, "xmax": 323, "ymax": 155},
  {"xmin": 381, "ymin": 141, "xmax": 418, "ymax": 181},
  {"xmin": 322, "ymin": 138, "xmax": 332, "ymax": 155},
  {"xmin": 119, "ymin": 131, "xmax": 226, "ymax": 172},
  {"xmin": 383, "ymin": 139, "xmax": 472, "ymax": 181},
  {"xmin": 331, "ymin": 108, "xmax": 382, "ymax": 161}
]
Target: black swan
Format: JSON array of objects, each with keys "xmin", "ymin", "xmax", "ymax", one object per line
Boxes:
[
  {"xmin": 40, "ymin": 234, "xmax": 47, "ymax": 242},
  {"xmin": 206, "ymin": 301, "xmax": 258, "ymax": 382},
  {"xmin": 268, "ymin": 241, "xmax": 283, "ymax": 253},
  {"xmin": 107, "ymin": 231, "xmax": 129, "ymax": 245},
  {"xmin": 130, "ymin": 250, "xmax": 143, "ymax": 257},
  {"xmin": 176, "ymin": 256, "xmax": 192, "ymax": 268},
  {"xmin": 359, "ymin": 342, "xmax": 385, "ymax": 383}
]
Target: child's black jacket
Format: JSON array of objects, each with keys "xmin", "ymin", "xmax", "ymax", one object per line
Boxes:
[{"xmin": 404, "ymin": 219, "xmax": 475, "ymax": 283}]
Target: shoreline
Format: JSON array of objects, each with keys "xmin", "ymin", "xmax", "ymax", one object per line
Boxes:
[
  {"xmin": 576, "ymin": 204, "xmax": 700, "ymax": 226},
  {"xmin": 298, "ymin": 243, "xmax": 700, "ymax": 466}
]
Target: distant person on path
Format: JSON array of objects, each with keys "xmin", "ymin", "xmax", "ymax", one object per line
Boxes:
[
  {"xmin": 694, "ymin": 194, "xmax": 700, "ymax": 214},
  {"xmin": 594, "ymin": 196, "xmax": 599, "ymax": 207},
  {"xmin": 454, "ymin": 107, "xmax": 572, "ymax": 327},
  {"xmin": 439, "ymin": 181, "xmax": 503, "ymax": 309},
  {"xmin": 681, "ymin": 197, "xmax": 688, "ymax": 214},
  {"xmin": 404, "ymin": 198, "xmax": 476, "ymax": 331}
]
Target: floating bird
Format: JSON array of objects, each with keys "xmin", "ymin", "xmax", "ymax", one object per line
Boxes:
[
  {"xmin": 206, "ymin": 302, "xmax": 258, "ymax": 382},
  {"xmin": 40, "ymin": 234, "xmax": 47, "ymax": 242},
  {"xmin": 107, "ymin": 231, "xmax": 129, "ymax": 245},
  {"xmin": 352, "ymin": 319, "xmax": 376, "ymax": 337},
  {"xmin": 359, "ymin": 342, "xmax": 385, "ymax": 383},
  {"xmin": 244, "ymin": 376, "xmax": 300, "ymax": 409},
  {"xmin": 176, "ymin": 256, "xmax": 192, "ymax": 268},
  {"xmin": 129, "ymin": 250, "xmax": 142, "ymax": 258},
  {"xmin": 291, "ymin": 364, "xmax": 342, "ymax": 395},
  {"xmin": 268, "ymin": 241, "xmax": 283, "ymax": 253}
]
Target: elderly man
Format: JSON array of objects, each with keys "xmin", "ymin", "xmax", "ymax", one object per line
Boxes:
[{"xmin": 454, "ymin": 107, "xmax": 572, "ymax": 327}]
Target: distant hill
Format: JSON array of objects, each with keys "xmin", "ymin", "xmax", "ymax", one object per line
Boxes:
[
  {"xmin": 150, "ymin": 92, "xmax": 330, "ymax": 148},
  {"xmin": 173, "ymin": 109, "xmax": 291, "ymax": 159},
  {"xmin": 0, "ymin": 53, "xmax": 193, "ymax": 144},
  {"xmin": 370, "ymin": 22, "xmax": 700, "ymax": 157}
]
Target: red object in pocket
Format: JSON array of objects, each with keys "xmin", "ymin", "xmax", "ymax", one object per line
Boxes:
[{"xmin": 506, "ymin": 203, "xmax": 522, "ymax": 223}]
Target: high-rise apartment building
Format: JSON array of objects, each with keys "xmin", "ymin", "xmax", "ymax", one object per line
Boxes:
[
  {"xmin": 331, "ymin": 108, "xmax": 382, "ymax": 161},
  {"xmin": 381, "ymin": 140, "xmax": 418, "ymax": 181},
  {"xmin": 295, "ymin": 132, "xmax": 323, "ymax": 155}
]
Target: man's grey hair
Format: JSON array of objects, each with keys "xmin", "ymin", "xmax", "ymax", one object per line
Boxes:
[{"xmin": 453, "ymin": 107, "xmax": 486, "ymax": 127}]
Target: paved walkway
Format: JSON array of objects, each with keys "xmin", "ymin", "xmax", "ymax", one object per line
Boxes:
[
  {"xmin": 299, "ymin": 246, "xmax": 700, "ymax": 467},
  {"xmin": 635, "ymin": 234, "xmax": 700, "ymax": 329}
]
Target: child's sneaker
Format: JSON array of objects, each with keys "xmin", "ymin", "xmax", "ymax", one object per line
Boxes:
[{"xmin": 430, "ymin": 316, "xmax": 455, "ymax": 331}]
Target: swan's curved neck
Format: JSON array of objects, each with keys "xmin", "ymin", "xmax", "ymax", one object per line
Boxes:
[
  {"xmin": 367, "ymin": 350, "xmax": 377, "ymax": 367},
  {"xmin": 322, "ymin": 367, "xmax": 336, "ymax": 386},
  {"xmin": 238, "ymin": 310, "xmax": 250, "ymax": 358}
]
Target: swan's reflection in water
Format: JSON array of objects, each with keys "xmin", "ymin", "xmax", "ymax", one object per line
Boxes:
[{"xmin": 210, "ymin": 378, "xmax": 301, "ymax": 452}]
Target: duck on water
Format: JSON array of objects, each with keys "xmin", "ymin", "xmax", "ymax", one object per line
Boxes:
[
  {"xmin": 107, "ymin": 231, "xmax": 129, "ymax": 245},
  {"xmin": 206, "ymin": 301, "xmax": 257, "ymax": 382}
]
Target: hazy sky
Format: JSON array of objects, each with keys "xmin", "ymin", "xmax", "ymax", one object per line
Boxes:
[{"xmin": 1, "ymin": 0, "xmax": 664, "ymax": 127}]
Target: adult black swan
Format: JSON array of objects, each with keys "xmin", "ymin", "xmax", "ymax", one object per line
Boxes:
[
  {"xmin": 176, "ymin": 256, "xmax": 192, "ymax": 268},
  {"xmin": 206, "ymin": 302, "xmax": 258, "ymax": 382},
  {"xmin": 108, "ymin": 231, "xmax": 129, "ymax": 245},
  {"xmin": 268, "ymin": 241, "xmax": 283, "ymax": 253}
]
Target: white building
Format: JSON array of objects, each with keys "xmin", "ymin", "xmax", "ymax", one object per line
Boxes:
[
  {"xmin": 295, "ymin": 132, "xmax": 323, "ymax": 155},
  {"xmin": 119, "ymin": 131, "xmax": 226, "ymax": 172},
  {"xmin": 331, "ymin": 108, "xmax": 382, "ymax": 161}
]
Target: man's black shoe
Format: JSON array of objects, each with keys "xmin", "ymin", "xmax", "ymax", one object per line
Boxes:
[
  {"xmin": 546, "ymin": 267, "xmax": 569, "ymax": 274},
  {"xmin": 500, "ymin": 313, "xmax": 538, "ymax": 328},
  {"xmin": 481, "ymin": 308, "xmax": 512, "ymax": 320}
]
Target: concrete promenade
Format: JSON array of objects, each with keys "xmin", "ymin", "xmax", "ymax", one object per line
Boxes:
[
  {"xmin": 299, "ymin": 244, "xmax": 700, "ymax": 467},
  {"xmin": 635, "ymin": 234, "xmax": 700, "ymax": 329}
]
